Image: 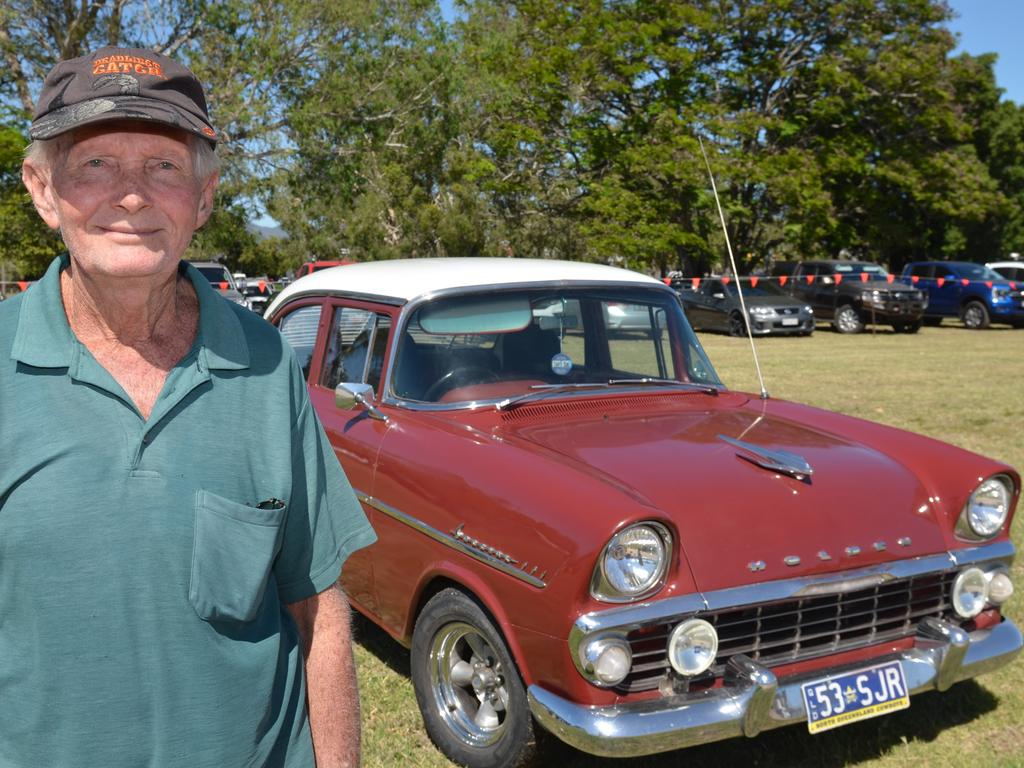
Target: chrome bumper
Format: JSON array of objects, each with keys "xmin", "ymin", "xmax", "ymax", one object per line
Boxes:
[{"xmin": 528, "ymin": 617, "xmax": 1022, "ymax": 758}]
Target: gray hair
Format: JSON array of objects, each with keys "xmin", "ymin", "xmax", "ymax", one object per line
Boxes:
[{"xmin": 24, "ymin": 130, "xmax": 220, "ymax": 183}]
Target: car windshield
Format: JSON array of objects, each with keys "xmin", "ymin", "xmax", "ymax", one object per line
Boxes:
[
  {"xmin": 391, "ymin": 287, "xmax": 720, "ymax": 405},
  {"xmin": 954, "ymin": 263, "xmax": 1006, "ymax": 281},
  {"xmin": 724, "ymin": 281, "xmax": 789, "ymax": 298},
  {"xmin": 833, "ymin": 263, "xmax": 887, "ymax": 277},
  {"xmin": 196, "ymin": 266, "xmax": 232, "ymax": 285}
]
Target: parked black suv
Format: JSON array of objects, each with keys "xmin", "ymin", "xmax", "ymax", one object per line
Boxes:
[{"xmin": 783, "ymin": 260, "xmax": 928, "ymax": 333}]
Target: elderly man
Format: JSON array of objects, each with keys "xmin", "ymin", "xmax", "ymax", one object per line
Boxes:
[{"xmin": 1, "ymin": 47, "xmax": 376, "ymax": 766}]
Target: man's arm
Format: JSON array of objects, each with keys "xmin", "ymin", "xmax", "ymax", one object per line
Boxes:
[{"xmin": 286, "ymin": 585, "xmax": 361, "ymax": 768}]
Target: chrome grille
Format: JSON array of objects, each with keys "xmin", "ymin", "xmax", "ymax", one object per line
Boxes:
[{"xmin": 618, "ymin": 571, "xmax": 955, "ymax": 694}]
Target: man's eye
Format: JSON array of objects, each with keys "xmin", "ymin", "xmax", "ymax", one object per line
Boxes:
[
  {"xmin": 158, "ymin": 161, "xmax": 177, "ymax": 170},
  {"xmin": 86, "ymin": 159, "xmax": 105, "ymax": 167}
]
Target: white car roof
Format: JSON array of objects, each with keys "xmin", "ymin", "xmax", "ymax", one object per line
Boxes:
[
  {"xmin": 985, "ymin": 260, "xmax": 1023, "ymax": 269},
  {"xmin": 267, "ymin": 257, "xmax": 664, "ymax": 313}
]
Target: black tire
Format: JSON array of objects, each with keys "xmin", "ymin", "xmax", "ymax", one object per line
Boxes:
[
  {"xmin": 832, "ymin": 304, "xmax": 864, "ymax": 334},
  {"xmin": 728, "ymin": 312, "xmax": 747, "ymax": 337},
  {"xmin": 411, "ymin": 589, "xmax": 536, "ymax": 768},
  {"xmin": 922, "ymin": 316, "xmax": 943, "ymax": 327},
  {"xmin": 961, "ymin": 300, "xmax": 990, "ymax": 330},
  {"xmin": 892, "ymin": 320, "xmax": 922, "ymax": 334}
]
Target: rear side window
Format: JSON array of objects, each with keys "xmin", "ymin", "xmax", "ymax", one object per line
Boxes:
[{"xmin": 278, "ymin": 305, "xmax": 323, "ymax": 380}]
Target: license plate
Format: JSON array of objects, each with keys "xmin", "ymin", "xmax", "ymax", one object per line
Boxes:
[
  {"xmin": 781, "ymin": 318, "xmax": 799, "ymax": 326},
  {"xmin": 801, "ymin": 660, "xmax": 909, "ymax": 734}
]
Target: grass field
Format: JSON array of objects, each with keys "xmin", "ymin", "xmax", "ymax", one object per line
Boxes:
[{"xmin": 353, "ymin": 321, "xmax": 1024, "ymax": 768}]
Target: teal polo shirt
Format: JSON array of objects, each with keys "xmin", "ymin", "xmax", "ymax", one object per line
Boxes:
[{"xmin": 0, "ymin": 255, "xmax": 376, "ymax": 767}]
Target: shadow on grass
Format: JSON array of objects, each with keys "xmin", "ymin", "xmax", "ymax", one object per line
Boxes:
[
  {"xmin": 352, "ymin": 611, "xmax": 412, "ymax": 678},
  {"xmin": 539, "ymin": 680, "xmax": 998, "ymax": 768}
]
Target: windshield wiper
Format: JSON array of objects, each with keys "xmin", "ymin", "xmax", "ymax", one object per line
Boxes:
[
  {"xmin": 496, "ymin": 378, "xmax": 718, "ymax": 411},
  {"xmin": 496, "ymin": 383, "xmax": 611, "ymax": 411}
]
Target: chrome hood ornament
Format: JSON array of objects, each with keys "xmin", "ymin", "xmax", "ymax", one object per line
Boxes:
[{"xmin": 719, "ymin": 435, "xmax": 814, "ymax": 483}]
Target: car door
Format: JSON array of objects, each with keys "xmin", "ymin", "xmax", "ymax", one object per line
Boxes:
[
  {"xmin": 702, "ymin": 279, "xmax": 731, "ymax": 332},
  {"xmin": 791, "ymin": 264, "xmax": 826, "ymax": 317},
  {"xmin": 924, "ymin": 263, "xmax": 961, "ymax": 315},
  {"xmin": 277, "ymin": 298, "xmax": 396, "ymax": 615}
]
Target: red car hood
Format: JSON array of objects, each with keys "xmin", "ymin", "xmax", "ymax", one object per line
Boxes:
[{"xmin": 499, "ymin": 396, "xmax": 948, "ymax": 593}]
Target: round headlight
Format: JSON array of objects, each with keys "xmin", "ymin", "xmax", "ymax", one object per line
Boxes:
[
  {"xmin": 952, "ymin": 567, "xmax": 989, "ymax": 618},
  {"xmin": 959, "ymin": 475, "xmax": 1012, "ymax": 539},
  {"xmin": 579, "ymin": 636, "xmax": 632, "ymax": 686},
  {"xmin": 595, "ymin": 524, "xmax": 669, "ymax": 600},
  {"xmin": 667, "ymin": 619, "xmax": 719, "ymax": 676}
]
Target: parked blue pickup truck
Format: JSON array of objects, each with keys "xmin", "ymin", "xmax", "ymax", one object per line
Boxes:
[{"xmin": 901, "ymin": 261, "xmax": 1024, "ymax": 329}]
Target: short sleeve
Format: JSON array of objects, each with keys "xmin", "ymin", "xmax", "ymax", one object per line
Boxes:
[{"xmin": 274, "ymin": 392, "xmax": 377, "ymax": 605}]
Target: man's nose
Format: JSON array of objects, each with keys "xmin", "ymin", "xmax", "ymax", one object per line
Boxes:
[{"xmin": 112, "ymin": 167, "xmax": 153, "ymax": 212}]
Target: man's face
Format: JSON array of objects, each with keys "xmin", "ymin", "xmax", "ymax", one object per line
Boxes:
[{"xmin": 23, "ymin": 122, "xmax": 216, "ymax": 281}]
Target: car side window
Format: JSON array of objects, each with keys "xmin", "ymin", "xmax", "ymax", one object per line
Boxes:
[
  {"xmin": 320, "ymin": 307, "xmax": 375, "ymax": 390},
  {"xmin": 278, "ymin": 304, "xmax": 323, "ymax": 381},
  {"xmin": 910, "ymin": 265, "xmax": 933, "ymax": 279}
]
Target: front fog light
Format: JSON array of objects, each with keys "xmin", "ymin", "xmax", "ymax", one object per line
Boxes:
[
  {"xmin": 952, "ymin": 567, "xmax": 989, "ymax": 618},
  {"xmin": 667, "ymin": 619, "xmax": 718, "ymax": 676},
  {"xmin": 581, "ymin": 637, "xmax": 632, "ymax": 686},
  {"xmin": 988, "ymin": 571, "xmax": 1014, "ymax": 605}
]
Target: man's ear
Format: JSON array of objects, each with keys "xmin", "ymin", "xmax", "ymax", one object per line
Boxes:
[
  {"xmin": 195, "ymin": 172, "xmax": 218, "ymax": 229},
  {"xmin": 22, "ymin": 160, "xmax": 61, "ymax": 230}
]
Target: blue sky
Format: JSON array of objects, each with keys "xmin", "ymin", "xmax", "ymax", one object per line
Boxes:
[{"xmin": 947, "ymin": 0, "xmax": 1022, "ymax": 103}]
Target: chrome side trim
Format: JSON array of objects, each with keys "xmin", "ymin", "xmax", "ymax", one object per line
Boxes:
[
  {"xmin": 358, "ymin": 494, "xmax": 547, "ymax": 589},
  {"xmin": 531, "ymin": 618, "xmax": 1022, "ymax": 758}
]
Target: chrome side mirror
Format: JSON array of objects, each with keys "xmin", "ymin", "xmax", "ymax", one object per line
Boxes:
[{"xmin": 335, "ymin": 382, "xmax": 388, "ymax": 422}]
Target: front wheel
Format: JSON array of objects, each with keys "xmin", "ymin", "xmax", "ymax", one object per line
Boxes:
[
  {"xmin": 961, "ymin": 300, "xmax": 990, "ymax": 329},
  {"xmin": 411, "ymin": 588, "xmax": 536, "ymax": 768},
  {"xmin": 728, "ymin": 312, "xmax": 748, "ymax": 337},
  {"xmin": 833, "ymin": 304, "xmax": 864, "ymax": 334}
]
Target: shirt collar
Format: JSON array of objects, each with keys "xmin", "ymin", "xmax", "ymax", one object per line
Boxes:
[{"xmin": 11, "ymin": 255, "xmax": 250, "ymax": 372}]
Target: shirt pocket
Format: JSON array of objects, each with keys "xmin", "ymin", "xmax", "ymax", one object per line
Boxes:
[{"xmin": 189, "ymin": 490, "xmax": 287, "ymax": 623}]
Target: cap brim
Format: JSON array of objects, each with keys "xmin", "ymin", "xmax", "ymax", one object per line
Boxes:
[{"xmin": 30, "ymin": 95, "xmax": 217, "ymax": 144}]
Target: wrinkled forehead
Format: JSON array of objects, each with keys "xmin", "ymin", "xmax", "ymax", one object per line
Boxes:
[{"xmin": 67, "ymin": 119, "xmax": 193, "ymax": 151}]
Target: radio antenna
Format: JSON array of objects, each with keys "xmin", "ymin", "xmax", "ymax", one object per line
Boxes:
[{"xmin": 697, "ymin": 134, "xmax": 769, "ymax": 400}]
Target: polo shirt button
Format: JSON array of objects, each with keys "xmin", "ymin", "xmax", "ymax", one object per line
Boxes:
[{"xmin": 142, "ymin": 434, "xmax": 151, "ymax": 444}]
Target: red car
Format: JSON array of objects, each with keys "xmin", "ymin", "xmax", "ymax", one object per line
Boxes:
[{"xmin": 266, "ymin": 259, "xmax": 1020, "ymax": 768}]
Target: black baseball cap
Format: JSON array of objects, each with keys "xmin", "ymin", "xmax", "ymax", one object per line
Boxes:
[{"xmin": 30, "ymin": 47, "xmax": 217, "ymax": 144}]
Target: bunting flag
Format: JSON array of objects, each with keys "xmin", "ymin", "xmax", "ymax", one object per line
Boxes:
[
  {"xmin": 17, "ymin": 281, "xmax": 28, "ymax": 292},
  {"xmin": 219, "ymin": 281, "xmax": 228, "ymax": 292},
  {"xmin": 659, "ymin": 272, "xmax": 1020, "ymax": 291}
]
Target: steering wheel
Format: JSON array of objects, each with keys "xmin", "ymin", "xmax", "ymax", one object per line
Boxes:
[{"xmin": 423, "ymin": 367, "xmax": 500, "ymax": 401}]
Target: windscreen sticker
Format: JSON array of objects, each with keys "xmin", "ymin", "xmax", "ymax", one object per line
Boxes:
[{"xmin": 551, "ymin": 353, "xmax": 573, "ymax": 376}]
